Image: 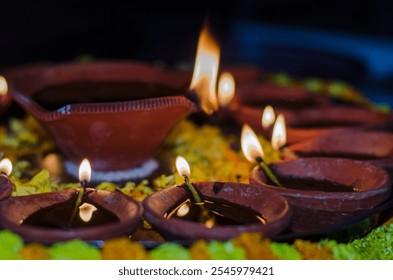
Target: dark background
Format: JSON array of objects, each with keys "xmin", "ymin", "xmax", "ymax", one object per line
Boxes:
[
  {"xmin": 2, "ymin": 0, "xmax": 393, "ymax": 103},
  {"xmin": 2, "ymin": 0, "xmax": 393, "ymax": 66}
]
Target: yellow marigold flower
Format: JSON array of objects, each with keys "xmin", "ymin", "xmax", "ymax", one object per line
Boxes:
[
  {"xmin": 101, "ymin": 237, "xmax": 149, "ymax": 260},
  {"xmin": 190, "ymin": 240, "xmax": 211, "ymax": 260},
  {"xmin": 293, "ymin": 239, "xmax": 333, "ymax": 260},
  {"xmin": 233, "ymin": 233, "xmax": 278, "ymax": 260},
  {"xmin": 19, "ymin": 243, "xmax": 49, "ymax": 260}
]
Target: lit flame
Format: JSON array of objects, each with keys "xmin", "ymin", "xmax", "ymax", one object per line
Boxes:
[
  {"xmin": 175, "ymin": 155, "xmax": 191, "ymax": 178},
  {"xmin": 241, "ymin": 124, "xmax": 264, "ymax": 163},
  {"xmin": 0, "ymin": 158, "xmax": 12, "ymax": 176},
  {"xmin": 176, "ymin": 203, "xmax": 190, "ymax": 217},
  {"xmin": 190, "ymin": 26, "xmax": 220, "ymax": 114},
  {"xmin": 0, "ymin": 76, "xmax": 8, "ymax": 96},
  {"xmin": 205, "ymin": 218, "xmax": 215, "ymax": 229},
  {"xmin": 79, "ymin": 202, "xmax": 97, "ymax": 223},
  {"xmin": 261, "ymin": 105, "xmax": 275, "ymax": 129},
  {"xmin": 218, "ymin": 72, "xmax": 235, "ymax": 107},
  {"xmin": 271, "ymin": 114, "xmax": 287, "ymax": 150},
  {"xmin": 78, "ymin": 159, "xmax": 91, "ymax": 182}
]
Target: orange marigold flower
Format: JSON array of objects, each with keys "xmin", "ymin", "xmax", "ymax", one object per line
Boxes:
[
  {"xmin": 233, "ymin": 233, "xmax": 278, "ymax": 260},
  {"xmin": 19, "ymin": 243, "xmax": 49, "ymax": 260},
  {"xmin": 293, "ymin": 239, "xmax": 333, "ymax": 260},
  {"xmin": 101, "ymin": 237, "xmax": 149, "ymax": 260},
  {"xmin": 190, "ymin": 240, "xmax": 211, "ymax": 260}
]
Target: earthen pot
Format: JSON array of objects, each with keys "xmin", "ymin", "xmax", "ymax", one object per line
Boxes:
[
  {"xmin": 250, "ymin": 158, "xmax": 391, "ymax": 232},
  {"xmin": 0, "ymin": 188, "xmax": 143, "ymax": 243},
  {"xmin": 0, "ymin": 175, "xmax": 13, "ymax": 201},
  {"xmin": 143, "ymin": 181, "xmax": 291, "ymax": 241},
  {"xmin": 8, "ymin": 61, "xmax": 199, "ymax": 176}
]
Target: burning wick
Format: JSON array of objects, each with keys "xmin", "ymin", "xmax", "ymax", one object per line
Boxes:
[
  {"xmin": 271, "ymin": 114, "xmax": 286, "ymax": 151},
  {"xmin": 189, "ymin": 24, "xmax": 220, "ymax": 115},
  {"xmin": 175, "ymin": 156, "xmax": 201, "ymax": 203},
  {"xmin": 69, "ymin": 159, "xmax": 92, "ymax": 226},
  {"xmin": 218, "ymin": 72, "xmax": 235, "ymax": 108},
  {"xmin": 261, "ymin": 105, "xmax": 276, "ymax": 130},
  {"xmin": 0, "ymin": 76, "xmax": 8, "ymax": 96},
  {"xmin": 271, "ymin": 114, "xmax": 298, "ymax": 160},
  {"xmin": 241, "ymin": 124, "xmax": 282, "ymax": 187},
  {"xmin": 0, "ymin": 158, "xmax": 12, "ymax": 176},
  {"xmin": 79, "ymin": 202, "xmax": 97, "ymax": 223}
]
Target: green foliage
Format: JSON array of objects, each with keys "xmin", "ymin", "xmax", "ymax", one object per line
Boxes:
[
  {"xmin": 207, "ymin": 241, "xmax": 246, "ymax": 260},
  {"xmin": 150, "ymin": 243, "xmax": 191, "ymax": 260},
  {"xmin": 271, "ymin": 242, "xmax": 301, "ymax": 260},
  {"xmin": 350, "ymin": 224, "xmax": 393, "ymax": 260},
  {"xmin": 0, "ymin": 230, "xmax": 23, "ymax": 260},
  {"xmin": 49, "ymin": 239, "xmax": 101, "ymax": 260},
  {"xmin": 320, "ymin": 240, "xmax": 361, "ymax": 260}
]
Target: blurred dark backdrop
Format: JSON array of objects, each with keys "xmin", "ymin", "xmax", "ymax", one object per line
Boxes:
[{"xmin": 2, "ymin": 0, "xmax": 393, "ymax": 67}]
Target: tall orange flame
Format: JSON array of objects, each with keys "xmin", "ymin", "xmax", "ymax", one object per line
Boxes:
[{"xmin": 190, "ymin": 26, "xmax": 220, "ymax": 114}]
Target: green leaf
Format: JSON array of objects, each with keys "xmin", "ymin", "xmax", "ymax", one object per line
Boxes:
[
  {"xmin": 150, "ymin": 243, "xmax": 191, "ymax": 260},
  {"xmin": 49, "ymin": 239, "xmax": 101, "ymax": 260},
  {"xmin": 0, "ymin": 230, "xmax": 23, "ymax": 260},
  {"xmin": 271, "ymin": 242, "xmax": 301, "ymax": 260},
  {"xmin": 207, "ymin": 241, "xmax": 246, "ymax": 260},
  {"xmin": 320, "ymin": 240, "xmax": 361, "ymax": 260}
]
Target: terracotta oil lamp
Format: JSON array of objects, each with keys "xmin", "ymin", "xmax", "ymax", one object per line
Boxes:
[
  {"xmin": 249, "ymin": 157, "xmax": 392, "ymax": 232},
  {"xmin": 7, "ymin": 26, "xmax": 222, "ymax": 182},
  {"xmin": 0, "ymin": 159, "xmax": 143, "ymax": 243},
  {"xmin": 142, "ymin": 156, "xmax": 291, "ymax": 241},
  {"xmin": 7, "ymin": 61, "xmax": 199, "ymax": 181}
]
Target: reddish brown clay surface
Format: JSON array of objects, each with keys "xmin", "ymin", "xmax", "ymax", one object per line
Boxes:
[
  {"xmin": 8, "ymin": 61, "xmax": 199, "ymax": 172},
  {"xmin": 0, "ymin": 176, "xmax": 13, "ymax": 201},
  {"xmin": 250, "ymin": 158, "xmax": 392, "ymax": 232},
  {"xmin": 0, "ymin": 188, "xmax": 143, "ymax": 243},
  {"xmin": 288, "ymin": 130, "xmax": 393, "ymax": 159},
  {"xmin": 143, "ymin": 181, "xmax": 291, "ymax": 241}
]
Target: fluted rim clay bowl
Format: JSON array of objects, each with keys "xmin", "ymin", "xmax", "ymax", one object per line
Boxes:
[
  {"xmin": 0, "ymin": 188, "xmax": 143, "ymax": 243},
  {"xmin": 8, "ymin": 61, "xmax": 199, "ymax": 175},
  {"xmin": 0, "ymin": 175, "xmax": 13, "ymax": 201},
  {"xmin": 250, "ymin": 158, "xmax": 392, "ymax": 232},
  {"xmin": 143, "ymin": 182, "xmax": 292, "ymax": 241}
]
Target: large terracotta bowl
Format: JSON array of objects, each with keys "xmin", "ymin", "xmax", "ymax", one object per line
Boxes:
[
  {"xmin": 250, "ymin": 158, "xmax": 392, "ymax": 232},
  {"xmin": 8, "ymin": 61, "xmax": 199, "ymax": 179},
  {"xmin": 0, "ymin": 188, "xmax": 143, "ymax": 243},
  {"xmin": 143, "ymin": 182, "xmax": 291, "ymax": 241}
]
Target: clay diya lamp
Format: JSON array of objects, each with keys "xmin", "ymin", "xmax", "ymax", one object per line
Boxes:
[
  {"xmin": 0, "ymin": 159, "xmax": 143, "ymax": 243},
  {"xmin": 7, "ymin": 61, "xmax": 200, "ymax": 181},
  {"xmin": 249, "ymin": 157, "xmax": 392, "ymax": 232},
  {"xmin": 287, "ymin": 129, "xmax": 393, "ymax": 174},
  {"xmin": 0, "ymin": 158, "xmax": 13, "ymax": 201},
  {"xmin": 142, "ymin": 156, "xmax": 291, "ymax": 241}
]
